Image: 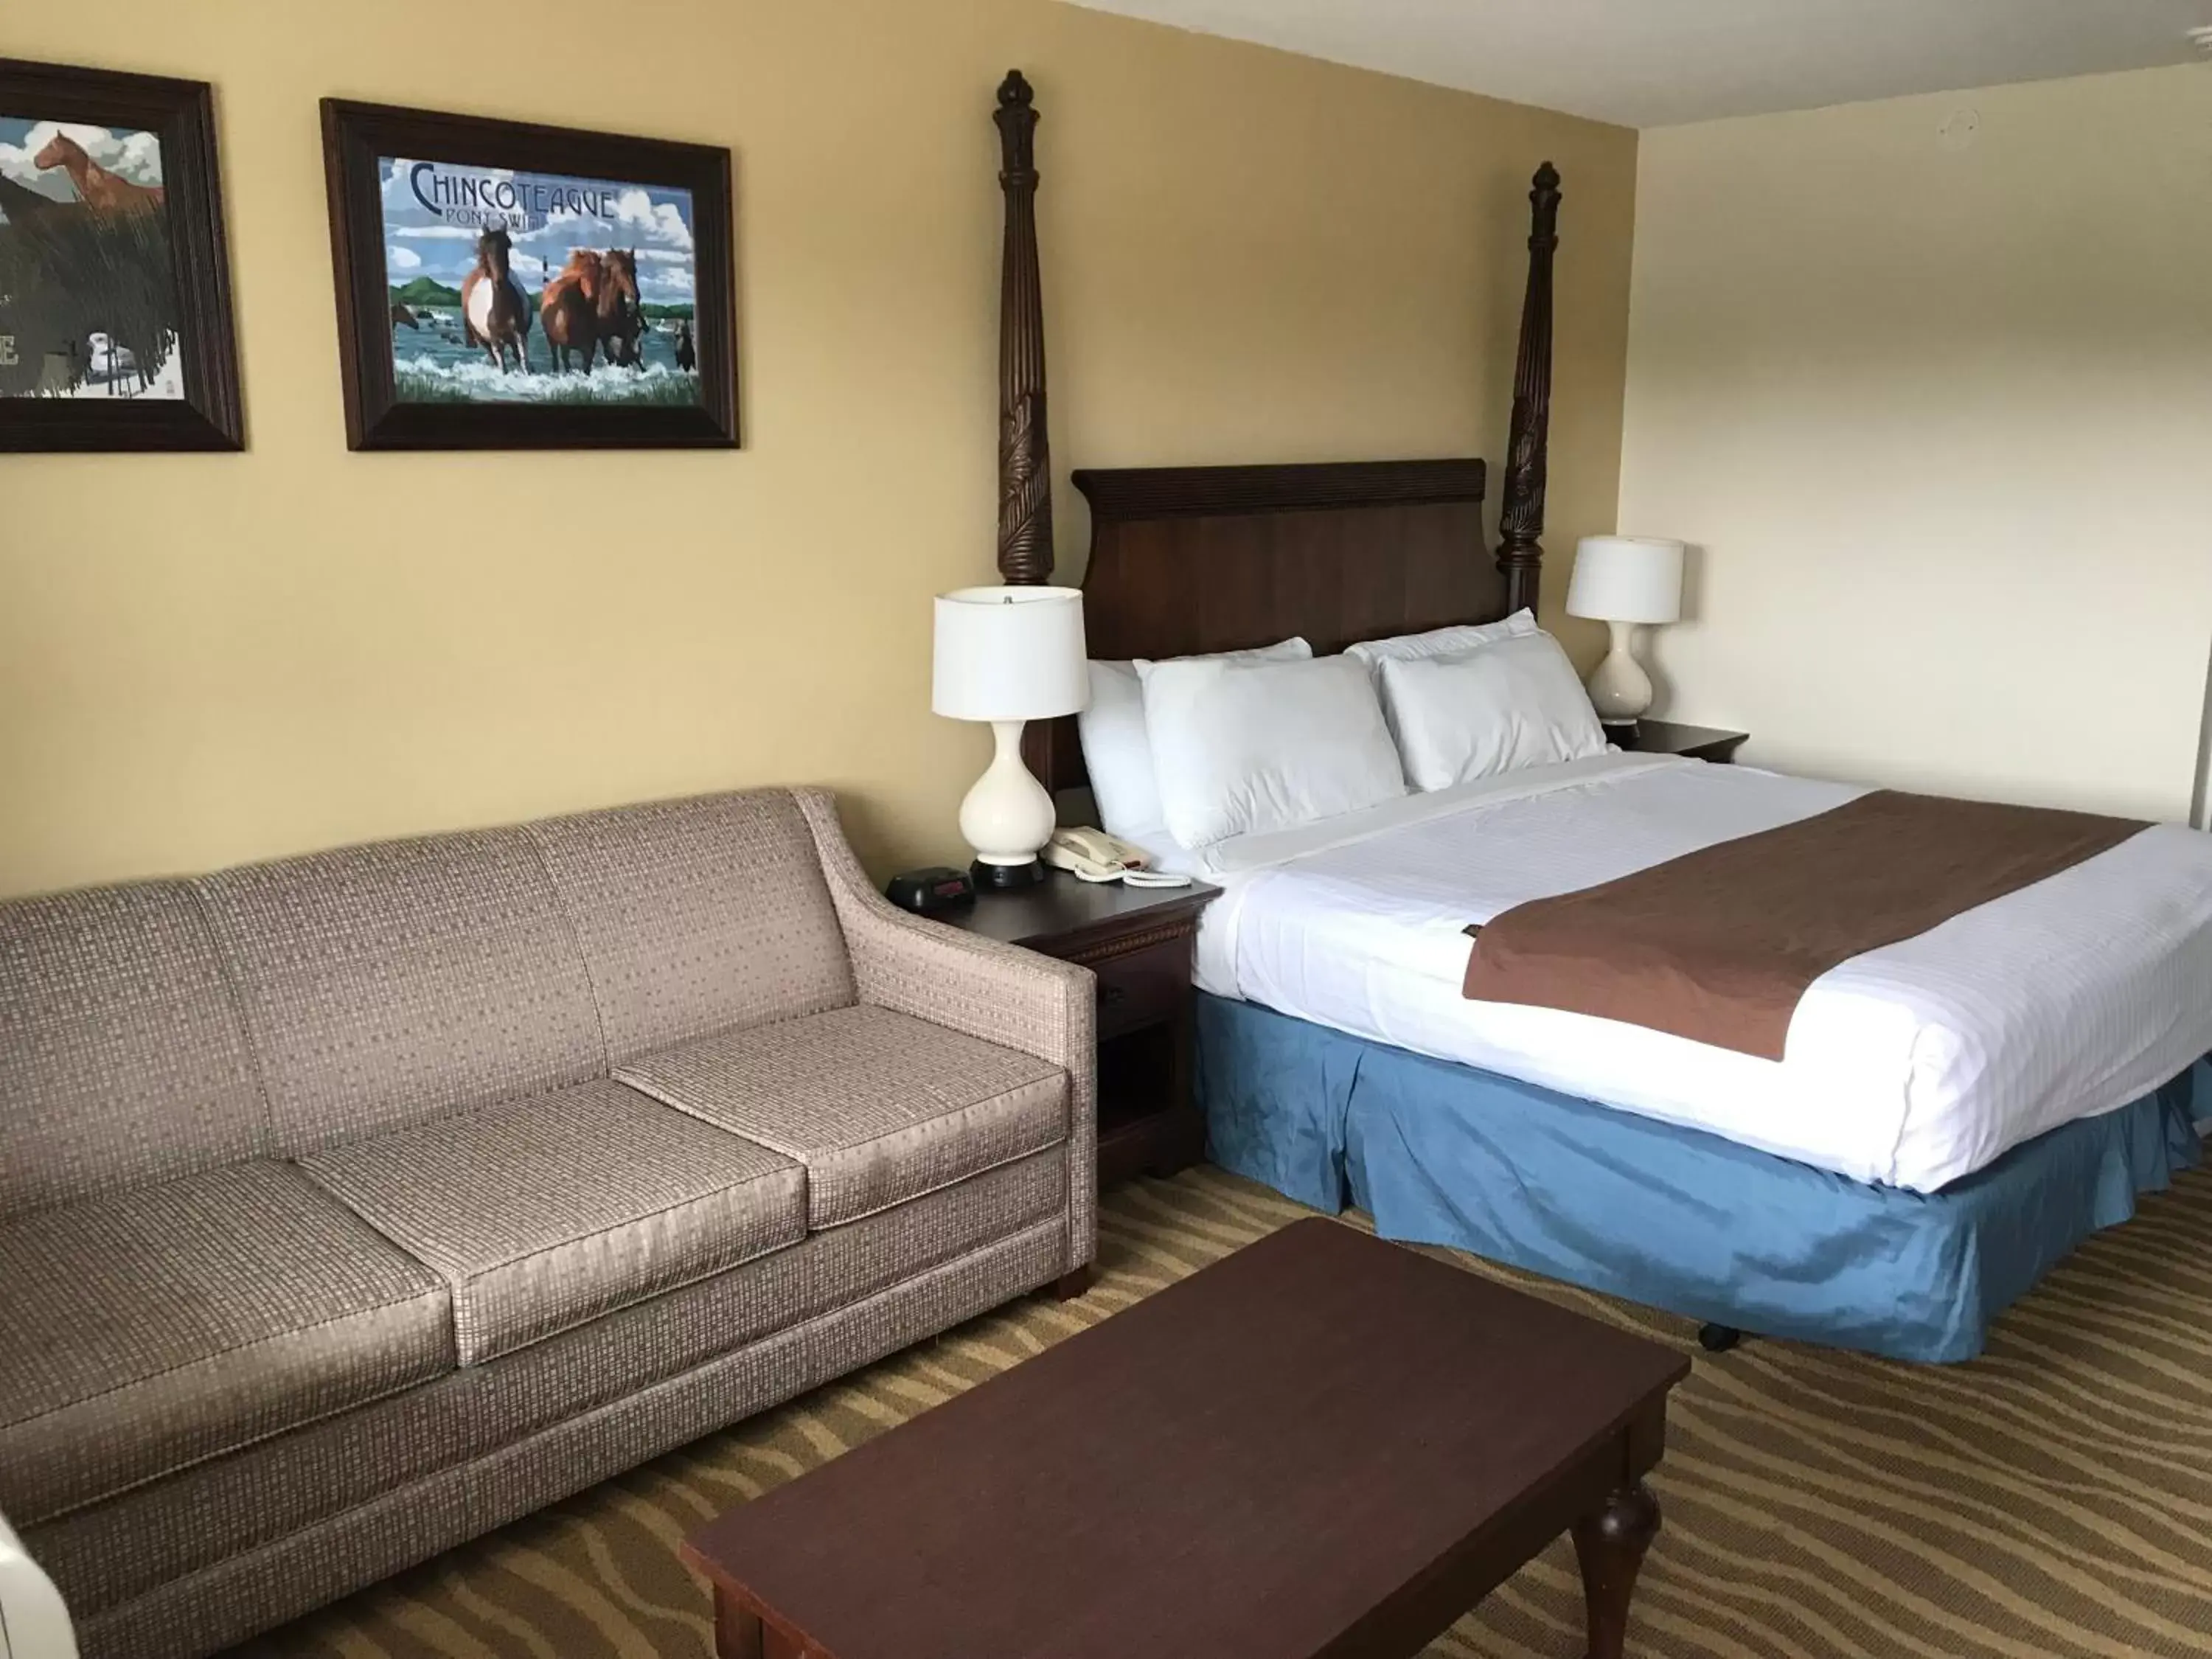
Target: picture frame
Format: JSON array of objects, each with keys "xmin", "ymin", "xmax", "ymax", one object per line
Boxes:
[
  {"xmin": 0, "ymin": 58, "xmax": 244, "ymax": 453},
  {"xmin": 320, "ymin": 99, "xmax": 738, "ymax": 451}
]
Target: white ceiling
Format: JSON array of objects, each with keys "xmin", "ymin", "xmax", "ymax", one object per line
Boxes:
[{"xmin": 1062, "ymin": 0, "xmax": 2212, "ymax": 128}]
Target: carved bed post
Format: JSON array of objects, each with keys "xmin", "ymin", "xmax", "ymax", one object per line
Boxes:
[
  {"xmin": 994, "ymin": 70, "xmax": 1054, "ymax": 585},
  {"xmin": 1496, "ymin": 161, "xmax": 1560, "ymax": 616}
]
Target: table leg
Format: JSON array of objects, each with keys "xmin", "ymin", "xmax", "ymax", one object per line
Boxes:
[
  {"xmin": 714, "ymin": 1588, "xmax": 810, "ymax": 1659},
  {"xmin": 1572, "ymin": 1481, "xmax": 1660, "ymax": 1659},
  {"xmin": 714, "ymin": 1587, "xmax": 762, "ymax": 1659}
]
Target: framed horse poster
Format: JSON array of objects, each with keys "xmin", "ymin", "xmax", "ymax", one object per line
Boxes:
[
  {"xmin": 0, "ymin": 58, "xmax": 244, "ymax": 452},
  {"xmin": 320, "ymin": 100, "xmax": 737, "ymax": 451}
]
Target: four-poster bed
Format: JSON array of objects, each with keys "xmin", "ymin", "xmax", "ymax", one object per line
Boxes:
[{"xmin": 981, "ymin": 71, "xmax": 2212, "ymax": 1362}]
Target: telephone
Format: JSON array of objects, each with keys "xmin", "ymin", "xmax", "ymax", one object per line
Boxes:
[{"xmin": 1043, "ymin": 827, "xmax": 1192, "ymax": 888}]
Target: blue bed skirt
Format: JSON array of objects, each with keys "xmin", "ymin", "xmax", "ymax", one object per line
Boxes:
[{"xmin": 1196, "ymin": 992, "xmax": 2207, "ymax": 1363}]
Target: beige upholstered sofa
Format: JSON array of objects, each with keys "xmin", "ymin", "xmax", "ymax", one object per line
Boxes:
[{"xmin": 0, "ymin": 787, "xmax": 1095, "ymax": 1659}]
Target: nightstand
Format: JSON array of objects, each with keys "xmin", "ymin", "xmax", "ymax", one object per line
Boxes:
[
  {"xmin": 1615, "ymin": 719, "xmax": 1749, "ymax": 764},
  {"xmin": 931, "ymin": 869, "xmax": 1220, "ymax": 1187}
]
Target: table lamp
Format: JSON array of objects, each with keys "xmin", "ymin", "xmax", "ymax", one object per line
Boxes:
[
  {"xmin": 1566, "ymin": 535, "xmax": 1685, "ymax": 734},
  {"xmin": 933, "ymin": 585, "xmax": 1088, "ymax": 887}
]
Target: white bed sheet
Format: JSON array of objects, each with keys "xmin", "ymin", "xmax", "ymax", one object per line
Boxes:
[{"xmin": 1178, "ymin": 754, "xmax": 2212, "ymax": 1192}]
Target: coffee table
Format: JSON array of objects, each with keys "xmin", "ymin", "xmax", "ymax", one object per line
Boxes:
[{"xmin": 684, "ymin": 1218, "xmax": 1691, "ymax": 1659}]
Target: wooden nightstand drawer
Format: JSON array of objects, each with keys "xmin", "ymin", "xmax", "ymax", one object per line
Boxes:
[{"xmin": 1089, "ymin": 933, "xmax": 1191, "ymax": 1040}]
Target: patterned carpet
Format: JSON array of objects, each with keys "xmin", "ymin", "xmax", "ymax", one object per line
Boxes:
[{"xmin": 233, "ymin": 1162, "xmax": 2212, "ymax": 1659}]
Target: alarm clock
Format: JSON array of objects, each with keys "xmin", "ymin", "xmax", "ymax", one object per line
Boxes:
[{"xmin": 886, "ymin": 866, "xmax": 978, "ymax": 914}]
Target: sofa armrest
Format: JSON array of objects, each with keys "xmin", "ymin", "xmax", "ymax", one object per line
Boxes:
[{"xmin": 793, "ymin": 790, "xmax": 1096, "ymax": 1271}]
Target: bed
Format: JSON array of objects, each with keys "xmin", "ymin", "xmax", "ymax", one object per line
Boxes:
[{"xmin": 984, "ymin": 74, "xmax": 2212, "ymax": 1361}]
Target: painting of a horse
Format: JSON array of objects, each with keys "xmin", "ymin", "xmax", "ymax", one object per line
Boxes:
[
  {"xmin": 340, "ymin": 136, "xmax": 720, "ymax": 431},
  {"xmin": 460, "ymin": 228, "xmax": 531, "ymax": 372},
  {"xmin": 540, "ymin": 248, "xmax": 603, "ymax": 373},
  {"xmin": 0, "ymin": 72, "xmax": 243, "ymax": 445},
  {"xmin": 540, "ymin": 246, "xmax": 641, "ymax": 373},
  {"xmin": 598, "ymin": 249, "xmax": 640, "ymax": 366},
  {"xmin": 0, "ymin": 116, "xmax": 181, "ymax": 402},
  {"xmin": 32, "ymin": 132, "xmax": 165, "ymax": 215}
]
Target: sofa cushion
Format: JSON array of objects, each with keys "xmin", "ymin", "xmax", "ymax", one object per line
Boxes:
[
  {"xmin": 195, "ymin": 827, "xmax": 605, "ymax": 1155},
  {"xmin": 0, "ymin": 880, "xmax": 268, "ymax": 1220},
  {"xmin": 299, "ymin": 1077, "xmax": 806, "ymax": 1365},
  {"xmin": 616, "ymin": 1005, "xmax": 1068, "ymax": 1228},
  {"xmin": 0, "ymin": 1161, "xmax": 450, "ymax": 1526},
  {"xmin": 529, "ymin": 789, "xmax": 857, "ymax": 1065},
  {"xmin": 24, "ymin": 1150, "xmax": 1072, "ymax": 1624}
]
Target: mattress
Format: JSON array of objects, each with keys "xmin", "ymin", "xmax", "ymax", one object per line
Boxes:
[{"xmin": 1168, "ymin": 754, "xmax": 2212, "ymax": 1192}]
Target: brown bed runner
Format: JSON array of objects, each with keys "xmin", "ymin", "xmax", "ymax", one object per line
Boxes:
[{"xmin": 1461, "ymin": 790, "xmax": 2147, "ymax": 1060}]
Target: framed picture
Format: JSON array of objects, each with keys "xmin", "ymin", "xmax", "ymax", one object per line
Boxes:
[
  {"xmin": 0, "ymin": 58, "xmax": 243, "ymax": 452},
  {"xmin": 321, "ymin": 100, "xmax": 737, "ymax": 451}
]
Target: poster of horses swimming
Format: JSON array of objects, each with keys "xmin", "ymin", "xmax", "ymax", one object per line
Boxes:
[
  {"xmin": 378, "ymin": 159, "xmax": 700, "ymax": 405},
  {"xmin": 324, "ymin": 100, "xmax": 737, "ymax": 449},
  {"xmin": 0, "ymin": 60, "xmax": 243, "ymax": 451}
]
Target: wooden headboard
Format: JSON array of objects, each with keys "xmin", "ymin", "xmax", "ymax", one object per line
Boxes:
[
  {"xmin": 989, "ymin": 72, "xmax": 1560, "ymax": 797},
  {"xmin": 1027, "ymin": 459, "xmax": 1495, "ymax": 793}
]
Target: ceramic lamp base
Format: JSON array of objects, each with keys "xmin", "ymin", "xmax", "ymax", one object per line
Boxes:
[
  {"xmin": 1586, "ymin": 620, "xmax": 1655, "ymax": 725},
  {"xmin": 959, "ymin": 720, "xmax": 1056, "ymax": 874}
]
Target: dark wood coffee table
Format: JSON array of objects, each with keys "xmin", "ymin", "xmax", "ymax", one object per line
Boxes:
[{"xmin": 684, "ymin": 1218, "xmax": 1691, "ymax": 1659}]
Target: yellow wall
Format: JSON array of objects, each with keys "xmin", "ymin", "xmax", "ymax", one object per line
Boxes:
[
  {"xmin": 0, "ymin": 0, "xmax": 1637, "ymax": 897},
  {"xmin": 1618, "ymin": 65, "xmax": 2212, "ymax": 821}
]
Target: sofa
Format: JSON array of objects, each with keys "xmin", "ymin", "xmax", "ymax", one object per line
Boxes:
[{"xmin": 0, "ymin": 786, "xmax": 1096, "ymax": 1659}]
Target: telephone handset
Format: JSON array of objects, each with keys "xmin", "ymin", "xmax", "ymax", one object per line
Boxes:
[
  {"xmin": 1043, "ymin": 827, "xmax": 1146, "ymax": 882},
  {"xmin": 1043, "ymin": 827, "xmax": 1192, "ymax": 887}
]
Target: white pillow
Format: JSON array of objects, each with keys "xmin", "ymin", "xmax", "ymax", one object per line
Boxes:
[
  {"xmin": 1378, "ymin": 630, "xmax": 1607, "ymax": 790},
  {"xmin": 1138, "ymin": 653, "xmax": 1406, "ymax": 848},
  {"xmin": 1344, "ymin": 609, "xmax": 1538, "ymax": 677},
  {"xmin": 1077, "ymin": 638, "xmax": 1311, "ymax": 844}
]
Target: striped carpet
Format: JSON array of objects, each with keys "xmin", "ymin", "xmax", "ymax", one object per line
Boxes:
[{"xmin": 236, "ymin": 1163, "xmax": 2212, "ymax": 1659}]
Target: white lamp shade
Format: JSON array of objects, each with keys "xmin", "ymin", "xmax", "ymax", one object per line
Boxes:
[
  {"xmin": 1567, "ymin": 536, "xmax": 1685, "ymax": 625},
  {"xmin": 932, "ymin": 585, "xmax": 1088, "ymax": 722}
]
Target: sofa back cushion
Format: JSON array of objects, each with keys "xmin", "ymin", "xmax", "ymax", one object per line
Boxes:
[
  {"xmin": 528, "ymin": 789, "xmax": 855, "ymax": 1065},
  {"xmin": 196, "ymin": 828, "xmax": 603, "ymax": 1155},
  {"xmin": 0, "ymin": 882, "xmax": 268, "ymax": 1219}
]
